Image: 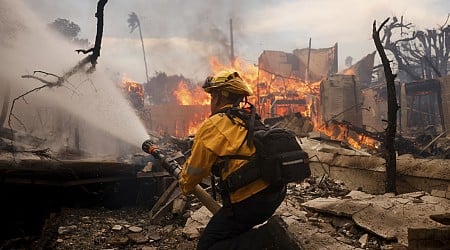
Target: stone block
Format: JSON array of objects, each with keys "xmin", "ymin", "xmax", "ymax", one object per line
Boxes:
[
  {"xmin": 308, "ymin": 131, "xmax": 330, "ymax": 140},
  {"xmin": 408, "ymin": 227, "xmax": 450, "ymax": 250},
  {"xmin": 431, "ymin": 189, "xmax": 446, "ymax": 198}
]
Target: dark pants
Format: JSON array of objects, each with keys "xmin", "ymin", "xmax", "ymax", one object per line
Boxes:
[{"xmin": 197, "ymin": 185, "xmax": 286, "ymax": 250}]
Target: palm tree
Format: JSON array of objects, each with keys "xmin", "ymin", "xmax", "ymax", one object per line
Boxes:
[
  {"xmin": 0, "ymin": 84, "xmax": 10, "ymax": 127},
  {"xmin": 128, "ymin": 12, "xmax": 149, "ymax": 83}
]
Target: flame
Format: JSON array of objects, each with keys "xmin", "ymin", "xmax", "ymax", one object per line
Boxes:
[
  {"xmin": 171, "ymin": 80, "xmax": 210, "ymax": 135},
  {"xmin": 173, "ymin": 80, "xmax": 210, "ymax": 105},
  {"xmin": 167, "ymin": 56, "xmax": 328, "ymax": 139},
  {"xmin": 169, "ymin": 56, "xmax": 380, "ymax": 151},
  {"xmin": 121, "ymin": 76, "xmax": 144, "ymax": 95},
  {"xmin": 188, "ymin": 113, "xmax": 207, "ymax": 135},
  {"xmin": 317, "ymin": 121, "xmax": 380, "ymax": 150},
  {"xmin": 120, "ymin": 76, "xmax": 144, "ymax": 108},
  {"xmin": 343, "ymin": 68, "xmax": 356, "ymax": 76},
  {"xmin": 209, "ymin": 56, "xmax": 321, "ymax": 118}
]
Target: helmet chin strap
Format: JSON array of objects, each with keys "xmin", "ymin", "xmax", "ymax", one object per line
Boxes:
[{"xmin": 215, "ymin": 94, "xmax": 221, "ymax": 107}]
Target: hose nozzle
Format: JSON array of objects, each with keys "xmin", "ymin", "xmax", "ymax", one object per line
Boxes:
[{"xmin": 142, "ymin": 139, "xmax": 154, "ymax": 154}]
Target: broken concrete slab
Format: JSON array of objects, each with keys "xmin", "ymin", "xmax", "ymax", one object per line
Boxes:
[
  {"xmin": 352, "ymin": 202, "xmax": 445, "ymax": 246},
  {"xmin": 345, "ymin": 190, "xmax": 375, "ymax": 200},
  {"xmin": 277, "ymin": 215, "xmax": 362, "ymax": 250},
  {"xmin": 182, "ymin": 206, "xmax": 212, "ymax": 239},
  {"xmin": 302, "ymin": 191, "xmax": 450, "ymax": 247},
  {"xmin": 180, "ymin": 206, "xmax": 299, "ymax": 248},
  {"xmin": 302, "ymin": 198, "xmax": 370, "ymax": 217}
]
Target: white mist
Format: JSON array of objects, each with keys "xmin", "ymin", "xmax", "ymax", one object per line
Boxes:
[{"xmin": 0, "ymin": 1, "xmax": 149, "ymax": 156}]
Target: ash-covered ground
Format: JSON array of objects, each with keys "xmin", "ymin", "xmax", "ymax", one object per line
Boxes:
[{"xmin": 1, "ymin": 176, "xmax": 410, "ymax": 250}]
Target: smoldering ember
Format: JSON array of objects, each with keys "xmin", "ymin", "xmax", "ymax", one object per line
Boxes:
[{"xmin": 1, "ymin": 1, "xmax": 450, "ymax": 250}]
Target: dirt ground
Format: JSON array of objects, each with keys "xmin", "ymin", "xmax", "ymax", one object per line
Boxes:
[{"xmin": 2, "ymin": 176, "xmax": 407, "ymax": 250}]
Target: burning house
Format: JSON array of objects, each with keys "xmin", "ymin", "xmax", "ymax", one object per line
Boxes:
[
  {"xmin": 256, "ymin": 44, "xmax": 338, "ymax": 119},
  {"xmin": 138, "ymin": 43, "xmax": 377, "ymax": 142},
  {"xmin": 137, "ymin": 43, "xmax": 336, "ymax": 138},
  {"xmin": 121, "ymin": 79, "xmax": 145, "ymax": 110}
]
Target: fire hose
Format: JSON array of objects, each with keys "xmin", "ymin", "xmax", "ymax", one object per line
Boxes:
[{"xmin": 141, "ymin": 139, "xmax": 221, "ymax": 214}]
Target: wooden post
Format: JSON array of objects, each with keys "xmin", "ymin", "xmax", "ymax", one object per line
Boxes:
[
  {"xmin": 400, "ymin": 82, "xmax": 407, "ymax": 133},
  {"xmin": 229, "ymin": 19, "xmax": 235, "ymax": 67},
  {"xmin": 305, "ymin": 38, "xmax": 311, "ymax": 84}
]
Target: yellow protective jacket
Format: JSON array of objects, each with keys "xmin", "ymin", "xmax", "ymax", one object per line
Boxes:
[{"xmin": 179, "ymin": 106, "xmax": 270, "ymax": 203}]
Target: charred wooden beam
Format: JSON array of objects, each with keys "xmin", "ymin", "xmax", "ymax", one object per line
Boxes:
[{"xmin": 0, "ymin": 126, "xmax": 45, "ymax": 147}]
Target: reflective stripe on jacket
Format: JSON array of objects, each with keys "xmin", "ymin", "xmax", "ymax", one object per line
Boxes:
[{"xmin": 179, "ymin": 108, "xmax": 270, "ymax": 203}]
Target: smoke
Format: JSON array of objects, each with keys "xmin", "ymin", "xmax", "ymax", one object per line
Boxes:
[
  {"xmin": 0, "ymin": 0, "xmax": 148, "ymax": 156},
  {"xmin": 20, "ymin": 0, "xmax": 275, "ymax": 82}
]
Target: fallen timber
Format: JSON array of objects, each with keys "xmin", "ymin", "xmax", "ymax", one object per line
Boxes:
[{"xmin": 0, "ymin": 154, "xmax": 168, "ymax": 187}]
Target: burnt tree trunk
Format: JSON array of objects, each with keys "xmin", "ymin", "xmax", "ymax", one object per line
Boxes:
[{"xmin": 373, "ymin": 18, "xmax": 398, "ymax": 194}]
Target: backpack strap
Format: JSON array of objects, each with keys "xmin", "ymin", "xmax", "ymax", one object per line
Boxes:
[
  {"xmin": 246, "ymin": 104, "xmax": 256, "ymax": 147},
  {"xmin": 212, "ymin": 103, "xmax": 258, "ymax": 148}
]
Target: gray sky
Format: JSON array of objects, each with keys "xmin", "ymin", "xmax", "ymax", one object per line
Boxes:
[{"xmin": 21, "ymin": 0, "xmax": 450, "ymax": 83}]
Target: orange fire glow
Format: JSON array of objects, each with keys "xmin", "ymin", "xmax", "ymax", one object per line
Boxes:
[
  {"xmin": 188, "ymin": 113, "xmax": 207, "ymax": 135},
  {"xmin": 121, "ymin": 77, "xmax": 144, "ymax": 96},
  {"xmin": 120, "ymin": 77, "xmax": 144, "ymax": 108},
  {"xmin": 167, "ymin": 56, "xmax": 378, "ymax": 151},
  {"xmin": 317, "ymin": 121, "xmax": 380, "ymax": 150},
  {"xmin": 343, "ymin": 68, "xmax": 356, "ymax": 76},
  {"xmin": 173, "ymin": 80, "xmax": 210, "ymax": 105},
  {"xmin": 170, "ymin": 56, "xmax": 325, "ymax": 135}
]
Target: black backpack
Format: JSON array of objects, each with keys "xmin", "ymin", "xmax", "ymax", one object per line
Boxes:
[{"xmin": 213, "ymin": 105, "xmax": 311, "ymax": 192}]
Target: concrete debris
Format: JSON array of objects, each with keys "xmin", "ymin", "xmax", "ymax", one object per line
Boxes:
[
  {"xmin": 301, "ymin": 197, "xmax": 370, "ymax": 217},
  {"xmin": 182, "ymin": 206, "xmax": 212, "ymax": 239},
  {"xmin": 57, "ymin": 225, "xmax": 77, "ymax": 235},
  {"xmin": 302, "ymin": 190, "xmax": 450, "ymax": 247},
  {"xmin": 127, "ymin": 232, "xmax": 148, "ymax": 243},
  {"xmin": 128, "ymin": 226, "xmax": 143, "ymax": 233},
  {"xmin": 359, "ymin": 233, "xmax": 369, "ymax": 248},
  {"xmin": 172, "ymin": 196, "xmax": 187, "ymax": 215}
]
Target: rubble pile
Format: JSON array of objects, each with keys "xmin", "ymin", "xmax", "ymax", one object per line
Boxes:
[
  {"xmin": 2, "ymin": 170, "xmax": 448, "ymax": 249},
  {"xmin": 287, "ymin": 175, "xmax": 350, "ymax": 203},
  {"xmin": 18, "ymin": 176, "xmax": 387, "ymax": 249},
  {"xmin": 30, "ymin": 207, "xmax": 197, "ymax": 250},
  {"xmin": 280, "ymin": 177, "xmax": 391, "ymax": 250}
]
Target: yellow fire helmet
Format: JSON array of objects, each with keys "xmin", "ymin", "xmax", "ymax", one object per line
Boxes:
[{"xmin": 202, "ymin": 70, "xmax": 253, "ymax": 96}]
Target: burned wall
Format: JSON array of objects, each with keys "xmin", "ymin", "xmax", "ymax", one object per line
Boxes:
[
  {"xmin": 320, "ymin": 74, "xmax": 363, "ymax": 127},
  {"xmin": 361, "ymin": 86, "xmax": 387, "ymax": 133}
]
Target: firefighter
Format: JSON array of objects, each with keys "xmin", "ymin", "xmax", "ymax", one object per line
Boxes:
[{"xmin": 179, "ymin": 70, "xmax": 286, "ymax": 249}]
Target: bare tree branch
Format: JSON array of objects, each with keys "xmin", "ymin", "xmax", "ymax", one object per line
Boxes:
[
  {"xmin": 381, "ymin": 15, "xmax": 450, "ymax": 81},
  {"xmin": 7, "ymin": 0, "xmax": 108, "ymax": 151}
]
